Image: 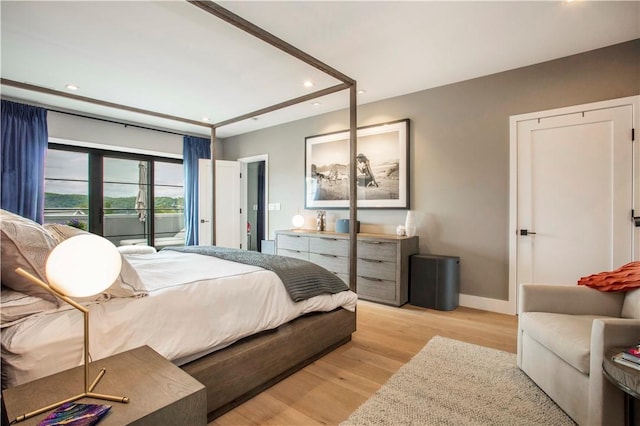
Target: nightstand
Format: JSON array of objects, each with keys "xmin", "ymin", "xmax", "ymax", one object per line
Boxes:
[
  {"xmin": 2, "ymin": 345, "xmax": 206, "ymax": 425},
  {"xmin": 603, "ymin": 347, "xmax": 640, "ymax": 426}
]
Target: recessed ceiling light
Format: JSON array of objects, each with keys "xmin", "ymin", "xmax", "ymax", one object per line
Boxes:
[
  {"xmin": 65, "ymin": 83, "xmax": 79, "ymax": 91},
  {"xmin": 304, "ymin": 81, "xmax": 314, "ymax": 88},
  {"xmin": 312, "ymin": 102, "xmax": 321, "ymax": 106},
  {"xmin": 202, "ymin": 117, "xmax": 210, "ymax": 122},
  {"xmin": 358, "ymin": 89, "xmax": 367, "ymax": 95}
]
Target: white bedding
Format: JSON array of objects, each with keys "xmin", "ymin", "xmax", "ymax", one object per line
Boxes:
[{"xmin": 1, "ymin": 251, "xmax": 357, "ymax": 388}]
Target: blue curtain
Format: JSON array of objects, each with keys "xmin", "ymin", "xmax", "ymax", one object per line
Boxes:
[
  {"xmin": 183, "ymin": 135, "xmax": 211, "ymax": 246},
  {"xmin": 1, "ymin": 100, "xmax": 48, "ymax": 223}
]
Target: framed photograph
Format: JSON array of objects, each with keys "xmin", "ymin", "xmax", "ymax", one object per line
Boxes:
[{"xmin": 305, "ymin": 118, "xmax": 409, "ymax": 209}]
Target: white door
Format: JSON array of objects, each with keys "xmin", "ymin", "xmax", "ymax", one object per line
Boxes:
[
  {"xmin": 510, "ymin": 97, "xmax": 638, "ymax": 313},
  {"xmin": 198, "ymin": 158, "xmax": 212, "ymax": 245},
  {"xmin": 198, "ymin": 159, "xmax": 241, "ymax": 248}
]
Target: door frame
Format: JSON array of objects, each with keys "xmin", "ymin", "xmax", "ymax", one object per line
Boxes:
[
  {"xmin": 508, "ymin": 95, "xmax": 639, "ymax": 315},
  {"xmin": 238, "ymin": 154, "xmax": 269, "ymax": 250}
]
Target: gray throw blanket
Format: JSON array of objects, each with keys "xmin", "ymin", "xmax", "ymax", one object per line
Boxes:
[{"xmin": 164, "ymin": 246, "xmax": 349, "ymax": 302}]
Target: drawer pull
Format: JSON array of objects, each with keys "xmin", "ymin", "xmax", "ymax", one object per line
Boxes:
[
  {"xmin": 360, "ymin": 276, "xmax": 383, "ymax": 282},
  {"xmin": 320, "ymin": 253, "xmax": 337, "ymax": 258},
  {"xmin": 361, "ymin": 258, "xmax": 382, "ymax": 263},
  {"xmin": 362, "ymin": 241, "xmax": 382, "ymax": 245},
  {"xmin": 320, "ymin": 237, "xmax": 338, "ymax": 241}
]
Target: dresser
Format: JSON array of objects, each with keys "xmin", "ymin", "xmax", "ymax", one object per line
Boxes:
[{"xmin": 276, "ymin": 230, "xmax": 418, "ymax": 306}]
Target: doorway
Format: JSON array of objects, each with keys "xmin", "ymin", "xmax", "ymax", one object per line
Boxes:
[
  {"xmin": 239, "ymin": 154, "xmax": 268, "ymax": 252},
  {"xmin": 508, "ymin": 96, "xmax": 639, "ymax": 314}
]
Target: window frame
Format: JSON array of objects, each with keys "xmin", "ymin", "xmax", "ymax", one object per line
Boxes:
[{"xmin": 46, "ymin": 143, "xmax": 183, "ymax": 247}]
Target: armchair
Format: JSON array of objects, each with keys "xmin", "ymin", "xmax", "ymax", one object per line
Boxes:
[{"xmin": 517, "ymin": 284, "xmax": 639, "ymax": 425}]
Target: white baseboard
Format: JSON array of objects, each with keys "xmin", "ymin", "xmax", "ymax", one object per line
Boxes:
[{"xmin": 459, "ymin": 293, "xmax": 515, "ymax": 315}]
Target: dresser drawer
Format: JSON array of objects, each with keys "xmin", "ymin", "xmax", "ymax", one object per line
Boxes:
[
  {"xmin": 277, "ymin": 234, "xmax": 309, "ymax": 252},
  {"xmin": 357, "ymin": 240, "xmax": 397, "ymax": 262},
  {"xmin": 357, "ymin": 258, "xmax": 396, "ymax": 282},
  {"xmin": 309, "ymin": 252, "xmax": 349, "ymax": 275},
  {"xmin": 309, "ymin": 236, "xmax": 348, "ymax": 256},
  {"xmin": 277, "ymin": 248, "xmax": 309, "ymax": 261},
  {"xmin": 357, "ymin": 276, "xmax": 395, "ymax": 301}
]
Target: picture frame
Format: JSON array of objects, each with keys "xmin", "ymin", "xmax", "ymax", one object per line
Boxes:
[{"xmin": 305, "ymin": 118, "xmax": 409, "ymax": 209}]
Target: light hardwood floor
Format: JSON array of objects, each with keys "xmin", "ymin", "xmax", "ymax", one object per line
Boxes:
[{"xmin": 210, "ymin": 300, "xmax": 518, "ymax": 426}]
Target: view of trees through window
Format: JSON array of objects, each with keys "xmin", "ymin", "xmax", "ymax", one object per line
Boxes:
[{"xmin": 44, "ymin": 145, "xmax": 184, "ymax": 247}]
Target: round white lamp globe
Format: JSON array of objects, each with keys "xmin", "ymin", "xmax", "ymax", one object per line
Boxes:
[
  {"xmin": 46, "ymin": 234, "xmax": 122, "ymax": 297},
  {"xmin": 292, "ymin": 214, "xmax": 305, "ymax": 228}
]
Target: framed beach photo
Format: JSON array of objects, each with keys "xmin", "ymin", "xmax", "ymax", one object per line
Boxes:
[{"xmin": 305, "ymin": 119, "xmax": 409, "ymax": 209}]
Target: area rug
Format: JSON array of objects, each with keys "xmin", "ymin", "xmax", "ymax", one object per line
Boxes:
[{"xmin": 341, "ymin": 336, "xmax": 575, "ymax": 426}]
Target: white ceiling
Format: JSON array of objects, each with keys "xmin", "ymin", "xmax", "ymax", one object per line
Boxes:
[{"xmin": 1, "ymin": 1, "xmax": 638, "ymax": 139}]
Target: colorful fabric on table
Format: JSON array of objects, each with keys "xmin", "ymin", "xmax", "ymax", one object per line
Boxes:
[{"xmin": 38, "ymin": 402, "xmax": 111, "ymax": 426}]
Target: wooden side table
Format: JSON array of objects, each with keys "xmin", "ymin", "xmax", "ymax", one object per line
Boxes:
[
  {"xmin": 2, "ymin": 346, "xmax": 206, "ymax": 425},
  {"xmin": 603, "ymin": 348, "xmax": 640, "ymax": 426}
]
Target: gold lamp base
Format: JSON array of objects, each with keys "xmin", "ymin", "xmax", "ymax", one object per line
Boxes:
[
  {"xmin": 13, "ymin": 268, "xmax": 129, "ymax": 423},
  {"xmin": 14, "ymin": 368, "xmax": 129, "ymax": 423}
]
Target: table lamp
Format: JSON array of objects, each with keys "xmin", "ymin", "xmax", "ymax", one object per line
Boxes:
[
  {"xmin": 292, "ymin": 209, "xmax": 304, "ymax": 228},
  {"xmin": 13, "ymin": 234, "xmax": 129, "ymax": 423}
]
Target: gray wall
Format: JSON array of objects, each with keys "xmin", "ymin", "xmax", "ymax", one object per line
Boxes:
[
  {"xmin": 222, "ymin": 40, "xmax": 640, "ymax": 301},
  {"xmin": 47, "ymin": 112, "xmax": 222, "ymax": 159}
]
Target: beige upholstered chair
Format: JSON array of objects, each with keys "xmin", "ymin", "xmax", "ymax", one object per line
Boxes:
[{"xmin": 517, "ymin": 284, "xmax": 640, "ymax": 426}]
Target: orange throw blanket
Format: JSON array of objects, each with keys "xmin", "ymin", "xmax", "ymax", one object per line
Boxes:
[{"xmin": 578, "ymin": 261, "xmax": 640, "ymax": 291}]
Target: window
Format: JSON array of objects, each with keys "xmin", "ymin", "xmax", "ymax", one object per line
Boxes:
[
  {"xmin": 44, "ymin": 149, "xmax": 89, "ymax": 230},
  {"xmin": 44, "ymin": 144, "xmax": 184, "ymax": 248},
  {"xmin": 154, "ymin": 162, "xmax": 184, "ymax": 245}
]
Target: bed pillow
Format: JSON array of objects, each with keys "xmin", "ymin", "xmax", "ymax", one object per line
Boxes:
[
  {"xmin": 43, "ymin": 223, "xmax": 147, "ymax": 300},
  {"xmin": 103, "ymin": 254, "xmax": 147, "ymax": 299},
  {"xmin": 117, "ymin": 245, "xmax": 157, "ymax": 255},
  {"xmin": 0, "ymin": 209, "xmax": 59, "ymax": 304},
  {"xmin": 1, "ymin": 286, "xmax": 57, "ymax": 326},
  {"xmin": 43, "ymin": 223, "xmax": 88, "ymax": 244},
  {"xmin": 577, "ymin": 261, "xmax": 640, "ymax": 292}
]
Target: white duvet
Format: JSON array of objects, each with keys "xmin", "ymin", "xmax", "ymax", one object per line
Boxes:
[{"xmin": 1, "ymin": 251, "xmax": 357, "ymax": 388}]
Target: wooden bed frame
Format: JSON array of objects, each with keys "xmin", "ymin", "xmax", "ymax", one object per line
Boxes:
[
  {"xmin": 181, "ymin": 307, "xmax": 356, "ymax": 421},
  {"xmin": 165, "ymin": 8, "xmax": 360, "ymax": 419}
]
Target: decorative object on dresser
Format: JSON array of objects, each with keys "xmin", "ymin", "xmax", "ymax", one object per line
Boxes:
[
  {"xmin": 404, "ymin": 210, "xmax": 417, "ymax": 237},
  {"xmin": 276, "ymin": 230, "xmax": 418, "ymax": 306},
  {"xmin": 335, "ymin": 219, "xmax": 360, "ymax": 234},
  {"xmin": 305, "ymin": 119, "xmax": 410, "ymax": 209},
  {"xmin": 10, "ymin": 234, "xmax": 129, "ymax": 423},
  {"xmin": 316, "ymin": 210, "xmax": 326, "ymax": 231}
]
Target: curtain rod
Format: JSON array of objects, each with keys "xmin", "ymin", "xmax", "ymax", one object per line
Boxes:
[
  {"xmin": 1, "ymin": 95, "xmax": 207, "ymax": 138},
  {"xmin": 46, "ymin": 108, "xmax": 202, "ymax": 138}
]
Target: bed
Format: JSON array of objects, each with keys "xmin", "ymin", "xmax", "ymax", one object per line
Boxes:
[
  {"xmin": 119, "ymin": 229, "xmax": 186, "ymax": 249},
  {"xmin": 2, "ymin": 2, "xmax": 360, "ymax": 421},
  {"xmin": 1, "ymin": 212, "xmax": 357, "ymax": 420}
]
